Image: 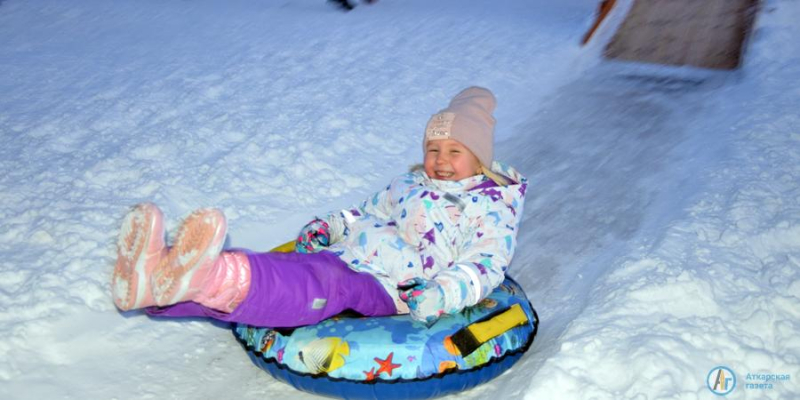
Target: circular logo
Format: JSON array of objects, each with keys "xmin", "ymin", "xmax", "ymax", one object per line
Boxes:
[{"xmin": 707, "ymin": 366, "xmax": 736, "ymax": 396}]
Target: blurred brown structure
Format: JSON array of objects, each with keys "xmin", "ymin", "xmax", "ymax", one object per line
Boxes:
[
  {"xmin": 584, "ymin": 0, "xmax": 759, "ymax": 70},
  {"xmin": 582, "ymin": 0, "xmax": 618, "ymax": 45}
]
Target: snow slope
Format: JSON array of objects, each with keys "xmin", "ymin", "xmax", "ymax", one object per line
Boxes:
[{"xmin": 0, "ymin": 0, "xmax": 797, "ymax": 399}]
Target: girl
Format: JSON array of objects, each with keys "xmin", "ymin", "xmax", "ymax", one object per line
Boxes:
[{"xmin": 111, "ymin": 87, "xmax": 527, "ymax": 327}]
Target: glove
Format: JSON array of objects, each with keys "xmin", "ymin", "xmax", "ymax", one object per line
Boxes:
[
  {"xmin": 295, "ymin": 218, "xmax": 331, "ymax": 254},
  {"xmin": 398, "ymin": 277, "xmax": 447, "ymax": 325}
]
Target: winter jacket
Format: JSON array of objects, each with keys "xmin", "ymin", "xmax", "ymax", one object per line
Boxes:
[{"xmin": 321, "ymin": 161, "xmax": 527, "ymax": 315}]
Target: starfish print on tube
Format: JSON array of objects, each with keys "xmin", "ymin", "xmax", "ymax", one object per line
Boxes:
[
  {"xmin": 363, "ymin": 367, "xmax": 376, "ymax": 381},
  {"xmin": 374, "ymin": 352, "xmax": 402, "ymax": 377}
]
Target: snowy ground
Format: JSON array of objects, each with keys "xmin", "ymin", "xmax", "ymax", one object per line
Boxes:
[{"xmin": 1, "ymin": 0, "xmax": 798, "ymax": 399}]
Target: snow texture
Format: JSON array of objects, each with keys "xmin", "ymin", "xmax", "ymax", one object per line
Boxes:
[{"xmin": 0, "ymin": 0, "xmax": 798, "ymax": 399}]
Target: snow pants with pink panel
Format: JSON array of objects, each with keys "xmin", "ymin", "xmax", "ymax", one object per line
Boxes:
[{"xmin": 146, "ymin": 250, "xmax": 397, "ymax": 328}]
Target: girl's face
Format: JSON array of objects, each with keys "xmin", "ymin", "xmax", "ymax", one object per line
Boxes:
[{"xmin": 424, "ymin": 139, "xmax": 482, "ymax": 181}]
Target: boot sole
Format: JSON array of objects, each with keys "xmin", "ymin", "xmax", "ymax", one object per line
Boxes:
[
  {"xmin": 112, "ymin": 203, "xmax": 164, "ymax": 311},
  {"xmin": 152, "ymin": 208, "xmax": 227, "ymax": 307}
]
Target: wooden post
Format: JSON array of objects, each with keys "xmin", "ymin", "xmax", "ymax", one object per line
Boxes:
[{"xmin": 582, "ymin": 0, "xmax": 618, "ymax": 45}]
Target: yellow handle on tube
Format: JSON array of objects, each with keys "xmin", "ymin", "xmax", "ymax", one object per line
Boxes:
[{"xmin": 270, "ymin": 240, "xmax": 296, "ymax": 253}]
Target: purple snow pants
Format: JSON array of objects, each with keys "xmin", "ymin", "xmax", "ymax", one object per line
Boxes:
[{"xmin": 146, "ymin": 250, "xmax": 396, "ymax": 328}]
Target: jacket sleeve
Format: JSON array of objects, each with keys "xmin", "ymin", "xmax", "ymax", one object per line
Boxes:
[
  {"xmin": 434, "ymin": 202, "xmax": 520, "ymax": 314},
  {"xmin": 322, "ymin": 177, "xmax": 399, "ymax": 244}
]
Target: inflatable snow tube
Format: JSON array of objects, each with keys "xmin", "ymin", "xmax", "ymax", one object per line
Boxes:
[{"xmin": 233, "ymin": 277, "xmax": 538, "ymax": 399}]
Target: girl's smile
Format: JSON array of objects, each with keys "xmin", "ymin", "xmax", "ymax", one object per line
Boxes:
[{"xmin": 424, "ymin": 139, "xmax": 482, "ymax": 181}]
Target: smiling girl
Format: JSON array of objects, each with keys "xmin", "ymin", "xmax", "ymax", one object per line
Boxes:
[{"xmin": 112, "ymin": 87, "xmax": 527, "ymax": 327}]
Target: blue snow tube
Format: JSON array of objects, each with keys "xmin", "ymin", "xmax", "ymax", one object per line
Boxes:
[{"xmin": 233, "ymin": 277, "xmax": 538, "ymax": 399}]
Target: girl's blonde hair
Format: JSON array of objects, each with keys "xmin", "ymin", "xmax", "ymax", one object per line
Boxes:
[
  {"xmin": 410, "ymin": 164, "xmax": 511, "ymax": 186},
  {"xmin": 479, "ymin": 165, "xmax": 511, "ymax": 186}
]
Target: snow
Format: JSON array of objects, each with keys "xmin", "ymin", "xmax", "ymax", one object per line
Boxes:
[{"xmin": 1, "ymin": 0, "xmax": 798, "ymax": 399}]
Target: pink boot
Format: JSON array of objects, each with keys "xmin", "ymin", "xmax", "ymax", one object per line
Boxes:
[
  {"xmin": 112, "ymin": 203, "xmax": 167, "ymax": 311},
  {"xmin": 150, "ymin": 208, "xmax": 228, "ymax": 307},
  {"xmin": 194, "ymin": 251, "xmax": 251, "ymax": 313}
]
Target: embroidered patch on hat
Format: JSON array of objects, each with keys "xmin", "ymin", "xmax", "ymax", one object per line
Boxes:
[{"xmin": 426, "ymin": 112, "xmax": 455, "ymax": 140}]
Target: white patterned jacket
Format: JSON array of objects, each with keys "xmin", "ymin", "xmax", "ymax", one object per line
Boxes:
[{"xmin": 323, "ymin": 162, "xmax": 527, "ymax": 315}]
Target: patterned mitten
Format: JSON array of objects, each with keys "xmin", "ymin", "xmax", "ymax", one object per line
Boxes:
[
  {"xmin": 295, "ymin": 218, "xmax": 331, "ymax": 253},
  {"xmin": 398, "ymin": 277, "xmax": 447, "ymax": 325}
]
